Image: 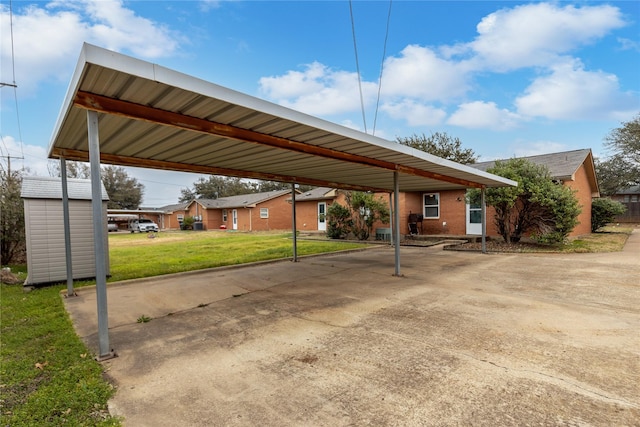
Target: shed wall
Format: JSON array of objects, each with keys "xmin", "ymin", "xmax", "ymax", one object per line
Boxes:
[{"xmin": 24, "ymin": 199, "xmax": 110, "ymax": 285}]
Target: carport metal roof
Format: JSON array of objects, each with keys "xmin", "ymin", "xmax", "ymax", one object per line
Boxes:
[
  {"xmin": 48, "ymin": 43, "xmax": 515, "ymax": 193},
  {"xmin": 48, "ymin": 43, "xmax": 516, "ymax": 360}
]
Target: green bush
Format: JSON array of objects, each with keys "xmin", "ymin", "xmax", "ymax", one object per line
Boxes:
[
  {"xmin": 181, "ymin": 216, "xmax": 195, "ymax": 230},
  {"xmin": 326, "ymin": 203, "xmax": 352, "ymax": 239},
  {"xmin": 591, "ymin": 198, "xmax": 627, "ymax": 232}
]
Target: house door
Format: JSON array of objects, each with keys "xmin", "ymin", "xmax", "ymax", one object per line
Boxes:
[
  {"xmin": 317, "ymin": 202, "xmax": 327, "ymax": 231},
  {"xmin": 232, "ymin": 209, "xmax": 238, "ymax": 230},
  {"xmin": 466, "ymin": 194, "xmax": 483, "ymax": 235}
]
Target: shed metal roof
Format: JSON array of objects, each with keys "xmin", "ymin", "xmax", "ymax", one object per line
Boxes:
[
  {"xmin": 21, "ymin": 176, "xmax": 109, "ymax": 201},
  {"xmin": 48, "ymin": 44, "xmax": 516, "ymax": 193}
]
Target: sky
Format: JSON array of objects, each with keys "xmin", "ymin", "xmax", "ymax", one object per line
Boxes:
[{"xmin": 1, "ymin": 0, "xmax": 639, "ymax": 207}]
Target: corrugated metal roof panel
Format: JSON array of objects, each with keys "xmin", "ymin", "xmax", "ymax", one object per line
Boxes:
[{"xmin": 48, "ymin": 44, "xmax": 517, "ymax": 194}]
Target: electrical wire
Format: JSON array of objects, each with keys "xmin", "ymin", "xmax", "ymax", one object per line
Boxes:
[
  {"xmin": 349, "ymin": 0, "xmax": 367, "ymax": 134},
  {"xmin": 372, "ymin": 0, "xmax": 392, "ymax": 136},
  {"xmin": 2, "ymin": 0, "xmax": 25, "ymax": 169}
]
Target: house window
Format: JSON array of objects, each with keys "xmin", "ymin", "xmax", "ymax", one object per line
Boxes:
[
  {"xmin": 423, "ymin": 193, "xmax": 440, "ymax": 219},
  {"xmin": 177, "ymin": 214, "xmax": 184, "ymax": 222},
  {"xmin": 624, "ymin": 196, "xmax": 630, "ymax": 203},
  {"xmin": 260, "ymin": 208, "xmax": 269, "ymax": 219},
  {"xmin": 632, "ymin": 195, "xmax": 638, "ymax": 203},
  {"xmin": 222, "ymin": 209, "xmax": 227, "ymax": 221}
]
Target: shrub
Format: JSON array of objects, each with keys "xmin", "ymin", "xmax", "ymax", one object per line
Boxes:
[
  {"xmin": 591, "ymin": 198, "xmax": 627, "ymax": 232},
  {"xmin": 326, "ymin": 203, "xmax": 352, "ymax": 239}
]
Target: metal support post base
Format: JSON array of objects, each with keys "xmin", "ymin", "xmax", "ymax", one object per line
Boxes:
[{"xmin": 95, "ymin": 351, "xmax": 118, "ymax": 362}]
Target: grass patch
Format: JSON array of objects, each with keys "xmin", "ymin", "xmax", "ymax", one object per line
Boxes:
[
  {"xmin": 561, "ymin": 225, "xmax": 633, "ymax": 253},
  {"xmin": 0, "ymin": 283, "xmax": 119, "ymax": 426},
  {"xmin": 107, "ymin": 231, "xmax": 367, "ymax": 282}
]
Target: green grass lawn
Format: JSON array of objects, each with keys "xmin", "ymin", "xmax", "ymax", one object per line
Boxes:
[
  {"xmin": 1, "ymin": 231, "xmax": 367, "ymax": 426},
  {"xmin": 1, "ymin": 276, "xmax": 119, "ymax": 426},
  {"xmin": 107, "ymin": 231, "xmax": 368, "ymax": 281}
]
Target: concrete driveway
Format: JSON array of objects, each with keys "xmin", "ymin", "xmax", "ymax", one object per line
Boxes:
[{"xmin": 64, "ymin": 231, "xmax": 640, "ymax": 426}]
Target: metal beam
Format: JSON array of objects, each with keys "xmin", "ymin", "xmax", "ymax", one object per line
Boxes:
[
  {"xmin": 60, "ymin": 157, "xmax": 75, "ymax": 297},
  {"xmin": 393, "ymin": 171, "xmax": 401, "ymax": 276},
  {"xmin": 73, "ymin": 91, "xmax": 485, "ymax": 189},
  {"xmin": 291, "ymin": 184, "xmax": 298, "ymax": 262},
  {"xmin": 87, "ymin": 110, "xmax": 115, "ymax": 361},
  {"xmin": 51, "ymin": 147, "xmax": 388, "ymax": 193},
  {"xmin": 481, "ymin": 187, "xmax": 487, "ymax": 254}
]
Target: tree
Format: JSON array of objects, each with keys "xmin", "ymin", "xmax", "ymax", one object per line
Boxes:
[
  {"xmin": 478, "ymin": 158, "xmax": 581, "ymax": 244},
  {"xmin": 324, "ymin": 192, "xmax": 390, "ymax": 240},
  {"xmin": 101, "ymin": 166, "xmax": 144, "ymax": 209},
  {"xmin": 591, "ymin": 198, "xmax": 626, "ymax": 232},
  {"xmin": 0, "ymin": 167, "xmax": 25, "ymax": 264},
  {"xmin": 595, "ymin": 154, "xmax": 637, "ymax": 196},
  {"xmin": 326, "ymin": 203, "xmax": 352, "ymax": 239},
  {"xmin": 180, "ymin": 176, "xmax": 254, "ymax": 202},
  {"xmin": 597, "ymin": 115, "xmax": 640, "ymax": 195},
  {"xmin": 396, "ymin": 132, "xmax": 478, "ymax": 164},
  {"xmin": 48, "ymin": 160, "xmax": 90, "ymax": 179},
  {"xmin": 605, "ymin": 114, "xmax": 640, "ymax": 165}
]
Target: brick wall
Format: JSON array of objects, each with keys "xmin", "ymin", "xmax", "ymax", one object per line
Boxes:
[{"xmin": 563, "ymin": 164, "xmax": 592, "ymax": 236}]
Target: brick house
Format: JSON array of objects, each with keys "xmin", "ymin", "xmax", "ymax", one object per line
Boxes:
[
  {"xmin": 398, "ymin": 149, "xmax": 599, "ymax": 237},
  {"xmin": 290, "ymin": 187, "xmax": 342, "ymax": 232},
  {"xmin": 300, "ymin": 149, "xmax": 598, "ymax": 238},
  {"xmin": 179, "ymin": 189, "xmax": 296, "ymax": 231}
]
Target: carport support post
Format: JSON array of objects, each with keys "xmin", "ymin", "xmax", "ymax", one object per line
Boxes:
[
  {"xmin": 393, "ymin": 171, "xmax": 401, "ymax": 276},
  {"xmin": 60, "ymin": 157, "xmax": 75, "ymax": 297},
  {"xmin": 87, "ymin": 110, "xmax": 114, "ymax": 360},
  {"xmin": 481, "ymin": 187, "xmax": 487, "ymax": 254},
  {"xmin": 291, "ymin": 183, "xmax": 298, "ymax": 262}
]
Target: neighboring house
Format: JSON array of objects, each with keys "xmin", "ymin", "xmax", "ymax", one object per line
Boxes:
[
  {"xmin": 290, "ymin": 187, "xmax": 342, "ymax": 232},
  {"xmin": 398, "ymin": 149, "xmax": 599, "ymax": 237},
  {"xmin": 21, "ymin": 176, "xmax": 110, "ymax": 286},
  {"xmin": 182, "ymin": 189, "xmax": 296, "ymax": 231},
  {"xmin": 610, "ymin": 185, "xmax": 640, "ymax": 222}
]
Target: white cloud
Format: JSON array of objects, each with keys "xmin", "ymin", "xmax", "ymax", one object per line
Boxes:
[
  {"xmin": 380, "ymin": 100, "xmax": 447, "ymax": 127},
  {"xmin": 381, "ymin": 45, "xmax": 469, "ymax": 101},
  {"xmin": 0, "ymin": 1, "xmax": 182, "ymax": 97},
  {"xmin": 515, "ymin": 60, "xmax": 638, "ymax": 120},
  {"xmin": 467, "ymin": 3, "xmax": 627, "ymax": 71},
  {"xmin": 447, "ymin": 101, "xmax": 521, "ymax": 130},
  {"xmin": 0, "ymin": 135, "xmax": 50, "ymax": 176},
  {"xmin": 259, "ymin": 62, "xmax": 377, "ymax": 116}
]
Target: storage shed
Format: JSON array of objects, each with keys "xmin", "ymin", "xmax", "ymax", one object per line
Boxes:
[{"xmin": 21, "ymin": 176, "xmax": 110, "ymax": 285}]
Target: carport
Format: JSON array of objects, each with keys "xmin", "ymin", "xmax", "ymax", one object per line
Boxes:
[{"xmin": 48, "ymin": 43, "xmax": 515, "ymax": 359}]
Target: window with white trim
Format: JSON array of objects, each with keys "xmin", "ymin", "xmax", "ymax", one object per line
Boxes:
[
  {"xmin": 260, "ymin": 208, "xmax": 269, "ymax": 219},
  {"xmin": 222, "ymin": 209, "xmax": 227, "ymax": 221},
  {"xmin": 423, "ymin": 193, "xmax": 440, "ymax": 219},
  {"xmin": 177, "ymin": 214, "xmax": 184, "ymax": 222}
]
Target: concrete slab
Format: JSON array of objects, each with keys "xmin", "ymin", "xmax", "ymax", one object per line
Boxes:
[{"xmin": 64, "ymin": 231, "xmax": 640, "ymax": 426}]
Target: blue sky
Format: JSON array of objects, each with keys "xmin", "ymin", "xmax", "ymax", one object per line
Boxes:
[{"xmin": 1, "ymin": 0, "xmax": 639, "ymax": 206}]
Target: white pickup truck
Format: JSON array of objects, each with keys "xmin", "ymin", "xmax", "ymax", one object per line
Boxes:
[{"xmin": 128, "ymin": 218, "xmax": 159, "ymax": 233}]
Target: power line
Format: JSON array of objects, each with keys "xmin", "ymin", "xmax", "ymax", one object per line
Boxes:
[
  {"xmin": 372, "ymin": 0, "xmax": 393, "ymax": 136},
  {"xmin": 349, "ymin": 0, "xmax": 367, "ymax": 134},
  {"xmin": 1, "ymin": 0, "xmax": 25, "ymax": 169}
]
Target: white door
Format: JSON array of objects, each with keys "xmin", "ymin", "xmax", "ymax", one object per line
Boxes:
[
  {"xmin": 466, "ymin": 198, "xmax": 483, "ymax": 235},
  {"xmin": 232, "ymin": 209, "xmax": 238, "ymax": 230},
  {"xmin": 317, "ymin": 202, "xmax": 327, "ymax": 231}
]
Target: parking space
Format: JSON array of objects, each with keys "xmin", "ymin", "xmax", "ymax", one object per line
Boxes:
[{"xmin": 64, "ymin": 232, "xmax": 640, "ymax": 426}]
